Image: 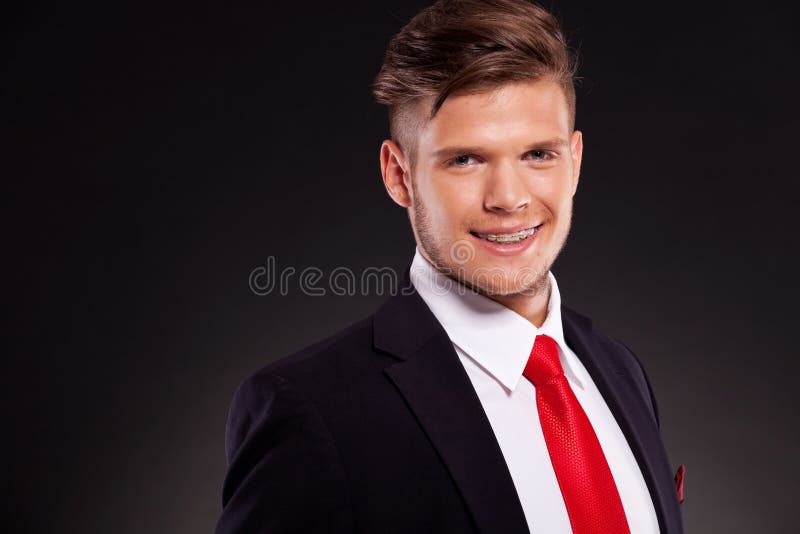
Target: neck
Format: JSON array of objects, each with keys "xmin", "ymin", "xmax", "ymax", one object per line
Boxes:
[
  {"xmin": 490, "ymin": 278, "xmax": 552, "ymax": 328},
  {"xmin": 416, "ymin": 246, "xmax": 553, "ymax": 328}
]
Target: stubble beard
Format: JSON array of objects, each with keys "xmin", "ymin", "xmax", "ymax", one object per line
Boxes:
[{"xmin": 411, "ymin": 190, "xmax": 568, "ymax": 301}]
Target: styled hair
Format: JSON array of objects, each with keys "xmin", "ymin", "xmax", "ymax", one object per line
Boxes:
[{"xmin": 372, "ymin": 0, "xmax": 577, "ymax": 169}]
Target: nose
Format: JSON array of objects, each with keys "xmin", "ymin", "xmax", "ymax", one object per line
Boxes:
[{"xmin": 484, "ymin": 163, "xmax": 531, "ymax": 214}]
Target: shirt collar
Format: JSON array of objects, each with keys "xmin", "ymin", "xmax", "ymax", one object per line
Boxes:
[{"xmin": 409, "ymin": 248, "xmax": 572, "ymax": 392}]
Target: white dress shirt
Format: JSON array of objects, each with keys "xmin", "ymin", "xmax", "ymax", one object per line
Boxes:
[{"xmin": 409, "ymin": 249, "xmax": 659, "ymax": 534}]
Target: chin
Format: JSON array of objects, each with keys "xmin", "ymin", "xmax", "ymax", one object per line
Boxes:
[{"xmin": 458, "ymin": 261, "xmax": 549, "ymax": 298}]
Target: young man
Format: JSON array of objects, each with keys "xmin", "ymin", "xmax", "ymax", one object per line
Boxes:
[{"xmin": 216, "ymin": 1, "xmax": 684, "ymax": 533}]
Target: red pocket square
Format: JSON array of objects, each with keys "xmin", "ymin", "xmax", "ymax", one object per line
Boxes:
[{"xmin": 674, "ymin": 464, "xmax": 685, "ymax": 503}]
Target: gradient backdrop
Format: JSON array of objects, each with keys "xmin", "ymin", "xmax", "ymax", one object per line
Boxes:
[{"xmin": 4, "ymin": 1, "xmax": 799, "ymax": 532}]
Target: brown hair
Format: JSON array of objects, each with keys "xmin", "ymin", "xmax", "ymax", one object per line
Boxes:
[{"xmin": 372, "ymin": 0, "xmax": 577, "ymax": 169}]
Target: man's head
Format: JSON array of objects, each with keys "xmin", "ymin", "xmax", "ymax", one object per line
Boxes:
[{"xmin": 373, "ymin": 0, "xmax": 582, "ymax": 306}]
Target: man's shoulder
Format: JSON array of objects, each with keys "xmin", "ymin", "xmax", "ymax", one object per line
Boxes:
[
  {"xmin": 237, "ymin": 311, "xmax": 392, "ymax": 399},
  {"xmin": 562, "ymin": 304, "xmax": 643, "ymax": 367},
  {"xmin": 562, "ymin": 304, "xmax": 660, "ymax": 425}
]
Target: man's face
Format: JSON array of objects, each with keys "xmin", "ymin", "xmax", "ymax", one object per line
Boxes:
[{"xmin": 403, "ymin": 80, "xmax": 583, "ymax": 297}]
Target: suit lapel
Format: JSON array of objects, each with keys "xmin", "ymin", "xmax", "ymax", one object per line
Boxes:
[
  {"xmin": 374, "ymin": 277, "xmax": 530, "ymax": 534},
  {"xmin": 372, "ymin": 270, "xmax": 683, "ymax": 533},
  {"xmin": 561, "ymin": 307, "xmax": 684, "ymax": 534}
]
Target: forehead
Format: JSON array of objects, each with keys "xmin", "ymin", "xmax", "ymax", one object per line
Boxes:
[{"xmin": 417, "ymin": 81, "xmax": 571, "ymax": 152}]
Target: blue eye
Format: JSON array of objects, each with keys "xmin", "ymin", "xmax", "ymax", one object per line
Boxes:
[
  {"xmin": 451, "ymin": 155, "xmax": 476, "ymax": 166},
  {"xmin": 528, "ymin": 150, "xmax": 549, "ymax": 160}
]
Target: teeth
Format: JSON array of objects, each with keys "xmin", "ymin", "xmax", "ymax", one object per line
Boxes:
[{"xmin": 477, "ymin": 226, "xmax": 538, "ymax": 243}]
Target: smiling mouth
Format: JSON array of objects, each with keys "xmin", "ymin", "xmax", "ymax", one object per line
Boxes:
[{"xmin": 471, "ymin": 224, "xmax": 542, "ymax": 244}]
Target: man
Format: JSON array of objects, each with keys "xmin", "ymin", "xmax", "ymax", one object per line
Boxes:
[{"xmin": 215, "ymin": 1, "xmax": 684, "ymax": 532}]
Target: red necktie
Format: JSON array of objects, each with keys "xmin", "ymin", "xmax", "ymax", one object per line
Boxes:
[{"xmin": 523, "ymin": 334, "xmax": 631, "ymax": 534}]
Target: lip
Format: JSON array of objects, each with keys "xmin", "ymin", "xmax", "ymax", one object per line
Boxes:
[
  {"xmin": 471, "ymin": 223, "xmax": 540, "ymax": 235},
  {"xmin": 468, "ymin": 223, "xmax": 542, "ymax": 256}
]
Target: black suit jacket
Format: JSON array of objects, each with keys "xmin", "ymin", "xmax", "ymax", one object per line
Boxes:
[{"xmin": 215, "ymin": 274, "xmax": 684, "ymax": 533}]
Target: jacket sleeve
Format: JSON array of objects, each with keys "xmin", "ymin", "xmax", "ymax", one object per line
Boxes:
[{"xmin": 215, "ymin": 372, "xmax": 353, "ymax": 534}]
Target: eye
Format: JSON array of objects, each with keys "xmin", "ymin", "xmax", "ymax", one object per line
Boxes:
[
  {"xmin": 526, "ymin": 150, "xmax": 552, "ymax": 161},
  {"xmin": 448, "ymin": 154, "xmax": 478, "ymax": 167}
]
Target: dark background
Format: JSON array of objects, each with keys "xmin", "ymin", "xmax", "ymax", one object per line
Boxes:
[{"xmin": 4, "ymin": 1, "xmax": 798, "ymax": 532}]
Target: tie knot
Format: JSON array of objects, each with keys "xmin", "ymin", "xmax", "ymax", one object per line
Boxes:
[{"xmin": 523, "ymin": 334, "xmax": 563, "ymax": 386}]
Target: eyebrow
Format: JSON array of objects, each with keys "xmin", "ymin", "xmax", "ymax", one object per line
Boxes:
[{"xmin": 431, "ymin": 138, "xmax": 570, "ymax": 159}]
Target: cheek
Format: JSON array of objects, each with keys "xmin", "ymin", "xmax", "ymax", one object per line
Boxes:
[
  {"xmin": 425, "ymin": 178, "xmax": 474, "ymax": 225},
  {"xmin": 534, "ymin": 170, "xmax": 574, "ymax": 211}
]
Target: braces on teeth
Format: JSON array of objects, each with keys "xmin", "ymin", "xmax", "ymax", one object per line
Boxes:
[{"xmin": 476, "ymin": 226, "xmax": 538, "ymax": 243}]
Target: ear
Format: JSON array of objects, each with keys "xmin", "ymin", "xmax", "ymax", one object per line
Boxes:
[
  {"xmin": 569, "ymin": 130, "xmax": 583, "ymax": 196},
  {"xmin": 380, "ymin": 140, "xmax": 412, "ymax": 208}
]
